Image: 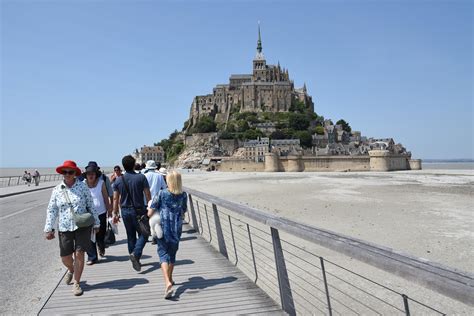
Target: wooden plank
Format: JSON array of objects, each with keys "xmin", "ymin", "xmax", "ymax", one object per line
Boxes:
[{"xmin": 39, "ymin": 224, "xmax": 282, "ymax": 315}]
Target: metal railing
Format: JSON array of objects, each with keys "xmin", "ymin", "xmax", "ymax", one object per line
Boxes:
[
  {"xmin": 0, "ymin": 173, "xmax": 64, "ymax": 188},
  {"xmin": 0, "ymin": 170, "xmax": 114, "ymax": 188},
  {"xmin": 184, "ymin": 187, "xmax": 473, "ymax": 315}
]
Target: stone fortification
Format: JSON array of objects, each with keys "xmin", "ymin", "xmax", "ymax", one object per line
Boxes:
[{"xmin": 218, "ymin": 152, "xmax": 422, "ymax": 172}]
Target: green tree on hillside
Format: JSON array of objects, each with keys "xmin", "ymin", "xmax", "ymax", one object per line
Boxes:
[
  {"xmin": 194, "ymin": 116, "xmax": 217, "ymax": 133},
  {"xmin": 289, "ymin": 113, "xmax": 310, "ymax": 130},
  {"xmin": 243, "ymin": 128, "xmax": 264, "ymax": 140},
  {"xmin": 293, "ymin": 130, "xmax": 313, "ymax": 148},
  {"xmin": 336, "ymin": 119, "xmax": 351, "ymax": 133},
  {"xmin": 314, "ymin": 125, "xmax": 325, "ymax": 135},
  {"xmin": 236, "ymin": 120, "xmax": 250, "ymax": 132}
]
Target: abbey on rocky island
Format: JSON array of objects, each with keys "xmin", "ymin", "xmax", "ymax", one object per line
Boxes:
[{"xmin": 188, "ymin": 24, "xmax": 314, "ymax": 127}]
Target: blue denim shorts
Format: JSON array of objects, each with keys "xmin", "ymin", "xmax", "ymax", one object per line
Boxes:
[{"xmin": 157, "ymin": 239, "xmax": 179, "ymax": 264}]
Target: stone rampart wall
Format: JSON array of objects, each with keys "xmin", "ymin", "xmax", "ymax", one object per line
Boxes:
[
  {"xmin": 299, "ymin": 156, "xmax": 370, "ymax": 172},
  {"xmin": 218, "ymin": 159, "xmax": 265, "ymax": 172},
  {"xmin": 219, "ymin": 153, "xmax": 417, "ymax": 172}
]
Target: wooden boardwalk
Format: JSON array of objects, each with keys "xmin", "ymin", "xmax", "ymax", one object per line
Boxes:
[{"xmin": 39, "ymin": 225, "xmax": 284, "ymax": 315}]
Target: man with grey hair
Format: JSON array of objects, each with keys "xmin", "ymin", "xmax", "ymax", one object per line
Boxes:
[{"xmin": 143, "ymin": 160, "xmax": 167, "ymax": 203}]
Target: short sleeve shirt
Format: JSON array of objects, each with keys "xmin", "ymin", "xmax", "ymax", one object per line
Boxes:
[
  {"xmin": 113, "ymin": 171, "xmax": 149, "ymax": 209},
  {"xmin": 150, "ymin": 189, "xmax": 187, "ymax": 244}
]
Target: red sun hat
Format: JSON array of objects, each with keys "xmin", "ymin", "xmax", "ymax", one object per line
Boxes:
[{"xmin": 56, "ymin": 160, "xmax": 82, "ymax": 176}]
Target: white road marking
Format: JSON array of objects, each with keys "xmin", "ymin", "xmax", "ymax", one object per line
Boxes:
[{"xmin": 0, "ymin": 202, "xmax": 48, "ymax": 220}]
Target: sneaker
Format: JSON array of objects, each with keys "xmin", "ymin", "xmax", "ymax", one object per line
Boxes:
[
  {"xmin": 99, "ymin": 249, "xmax": 105, "ymax": 257},
  {"xmin": 64, "ymin": 272, "xmax": 73, "ymax": 285},
  {"xmin": 86, "ymin": 260, "xmax": 97, "ymax": 265},
  {"xmin": 129, "ymin": 254, "xmax": 141, "ymax": 271},
  {"xmin": 72, "ymin": 283, "xmax": 83, "ymax": 296}
]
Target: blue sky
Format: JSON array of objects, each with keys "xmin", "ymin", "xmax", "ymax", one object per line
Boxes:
[{"xmin": 1, "ymin": 0, "xmax": 472, "ymax": 167}]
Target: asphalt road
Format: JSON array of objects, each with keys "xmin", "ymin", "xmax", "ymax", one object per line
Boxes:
[{"xmin": 0, "ymin": 188, "xmax": 64, "ymax": 315}]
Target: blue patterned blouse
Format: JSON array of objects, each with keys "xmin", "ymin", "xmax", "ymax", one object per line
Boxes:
[
  {"xmin": 150, "ymin": 189, "xmax": 188, "ymax": 244},
  {"xmin": 44, "ymin": 179, "xmax": 100, "ymax": 232}
]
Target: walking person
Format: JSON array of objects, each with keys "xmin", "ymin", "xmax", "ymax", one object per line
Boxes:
[
  {"xmin": 143, "ymin": 160, "xmax": 167, "ymax": 245},
  {"xmin": 33, "ymin": 169, "xmax": 41, "ymax": 186},
  {"xmin": 147, "ymin": 170, "xmax": 188, "ymax": 299},
  {"xmin": 112, "ymin": 155, "xmax": 151, "ymax": 271},
  {"xmin": 110, "ymin": 165, "xmax": 123, "ymax": 188},
  {"xmin": 83, "ymin": 162, "xmax": 112, "ymax": 265},
  {"xmin": 22, "ymin": 171, "xmax": 31, "ymax": 186},
  {"xmin": 143, "ymin": 160, "xmax": 167, "ymax": 204},
  {"xmin": 44, "ymin": 160, "xmax": 100, "ymax": 296}
]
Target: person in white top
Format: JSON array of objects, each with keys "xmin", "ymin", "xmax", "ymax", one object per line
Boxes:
[
  {"xmin": 84, "ymin": 162, "xmax": 112, "ymax": 265},
  {"xmin": 143, "ymin": 160, "xmax": 167, "ymax": 204}
]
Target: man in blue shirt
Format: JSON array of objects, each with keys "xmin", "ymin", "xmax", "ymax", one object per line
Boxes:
[
  {"xmin": 143, "ymin": 160, "xmax": 167, "ymax": 203},
  {"xmin": 113, "ymin": 155, "xmax": 151, "ymax": 271}
]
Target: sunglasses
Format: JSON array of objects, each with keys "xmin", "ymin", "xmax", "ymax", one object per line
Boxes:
[
  {"xmin": 114, "ymin": 169, "xmax": 121, "ymax": 172},
  {"xmin": 62, "ymin": 170, "xmax": 76, "ymax": 175}
]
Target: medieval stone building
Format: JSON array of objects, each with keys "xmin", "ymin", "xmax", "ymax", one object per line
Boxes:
[{"xmin": 188, "ymin": 25, "xmax": 314, "ymax": 127}]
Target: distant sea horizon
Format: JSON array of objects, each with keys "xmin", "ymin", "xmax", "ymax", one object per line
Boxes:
[{"xmin": 0, "ymin": 159, "xmax": 472, "ymax": 177}]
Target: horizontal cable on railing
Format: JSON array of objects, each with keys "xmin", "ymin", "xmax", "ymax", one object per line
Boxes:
[
  {"xmin": 281, "ymin": 247, "xmax": 322, "ymax": 272},
  {"xmin": 286, "ymin": 268, "xmax": 326, "ymax": 295},
  {"xmin": 327, "ymin": 281, "xmax": 384, "ymax": 315},
  {"xmin": 407, "ymin": 296, "xmax": 446, "ymax": 315},
  {"xmin": 289, "ymin": 283, "xmax": 329, "ymax": 315},
  {"xmin": 284, "ymin": 270, "xmax": 329, "ymax": 310},
  {"xmin": 282, "ymin": 237, "xmax": 408, "ymax": 301},
  {"xmin": 282, "ymin": 250, "xmax": 407, "ymax": 313},
  {"xmin": 323, "ymin": 269, "xmax": 404, "ymax": 313},
  {"xmin": 255, "ymin": 275, "xmax": 281, "ymax": 297}
]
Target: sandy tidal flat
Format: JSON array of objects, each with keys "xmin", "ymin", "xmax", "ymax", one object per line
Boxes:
[{"xmin": 182, "ymin": 169, "xmax": 474, "ymax": 273}]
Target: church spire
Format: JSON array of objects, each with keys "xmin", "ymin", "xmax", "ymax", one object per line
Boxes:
[
  {"xmin": 255, "ymin": 21, "xmax": 265, "ymax": 60},
  {"xmin": 257, "ymin": 22, "xmax": 262, "ymax": 53}
]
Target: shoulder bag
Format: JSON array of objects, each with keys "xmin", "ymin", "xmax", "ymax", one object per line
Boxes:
[
  {"xmin": 122, "ymin": 174, "xmax": 151, "ymax": 237},
  {"xmin": 61, "ymin": 185, "xmax": 95, "ymax": 228}
]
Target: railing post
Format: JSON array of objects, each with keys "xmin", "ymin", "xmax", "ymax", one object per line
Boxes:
[
  {"xmin": 212, "ymin": 203, "xmax": 228, "ymax": 259},
  {"xmin": 8, "ymin": 177, "xmax": 11, "ymax": 186},
  {"xmin": 271, "ymin": 227, "xmax": 296, "ymax": 316},
  {"xmin": 247, "ymin": 224, "xmax": 258, "ymax": 283},
  {"xmin": 228, "ymin": 215, "xmax": 238, "ymax": 265},
  {"xmin": 402, "ymin": 294, "xmax": 410, "ymax": 316},
  {"xmin": 17, "ymin": 177, "xmax": 20, "ymax": 185},
  {"xmin": 196, "ymin": 201, "xmax": 204, "ymax": 235},
  {"xmin": 204, "ymin": 204, "xmax": 212, "ymax": 242},
  {"xmin": 187, "ymin": 194, "xmax": 200, "ymax": 234},
  {"xmin": 320, "ymin": 257, "xmax": 333, "ymax": 316}
]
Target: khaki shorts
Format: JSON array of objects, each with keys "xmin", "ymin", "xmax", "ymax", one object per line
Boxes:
[{"xmin": 58, "ymin": 227, "xmax": 92, "ymax": 257}]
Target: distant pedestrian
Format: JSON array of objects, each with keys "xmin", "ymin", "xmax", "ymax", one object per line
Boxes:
[
  {"xmin": 110, "ymin": 165, "xmax": 123, "ymax": 188},
  {"xmin": 112, "ymin": 155, "xmax": 151, "ymax": 271},
  {"xmin": 33, "ymin": 169, "xmax": 41, "ymax": 186},
  {"xmin": 83, "ymin": 162, "xmax": 112, "ymax": 265},
  {"xmin": 44, "ymin": 160, "xmax": 100, "ymax": 296},
  {"xmin": 140, "ymin": 162, "xmax": 146, "ymax": 173},
  {"xmin": 147, "ymin": 170, "xmax": 188, "ymax": 299},
  {"xmin": 22, "ymin": 171, "xmax": 32, "ymax": 186}
]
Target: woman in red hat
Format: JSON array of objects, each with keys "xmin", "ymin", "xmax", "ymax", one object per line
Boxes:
[{"xmin": 44, "ymin": 160, "xmax": 100, "ymax": 296}]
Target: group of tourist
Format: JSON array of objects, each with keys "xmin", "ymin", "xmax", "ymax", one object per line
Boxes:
[
  {"xmin": 22, "ymin": 169, "xmax": 40, "ymax": 186},
  {"xmin": 44, "ymin": 155, "xmax": 187, "ymax": 299}
]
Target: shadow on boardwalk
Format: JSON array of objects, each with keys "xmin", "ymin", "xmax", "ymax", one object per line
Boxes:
[{"xmin": 172, "ymin": 276, "xmax": 238, "ymax": 300}]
